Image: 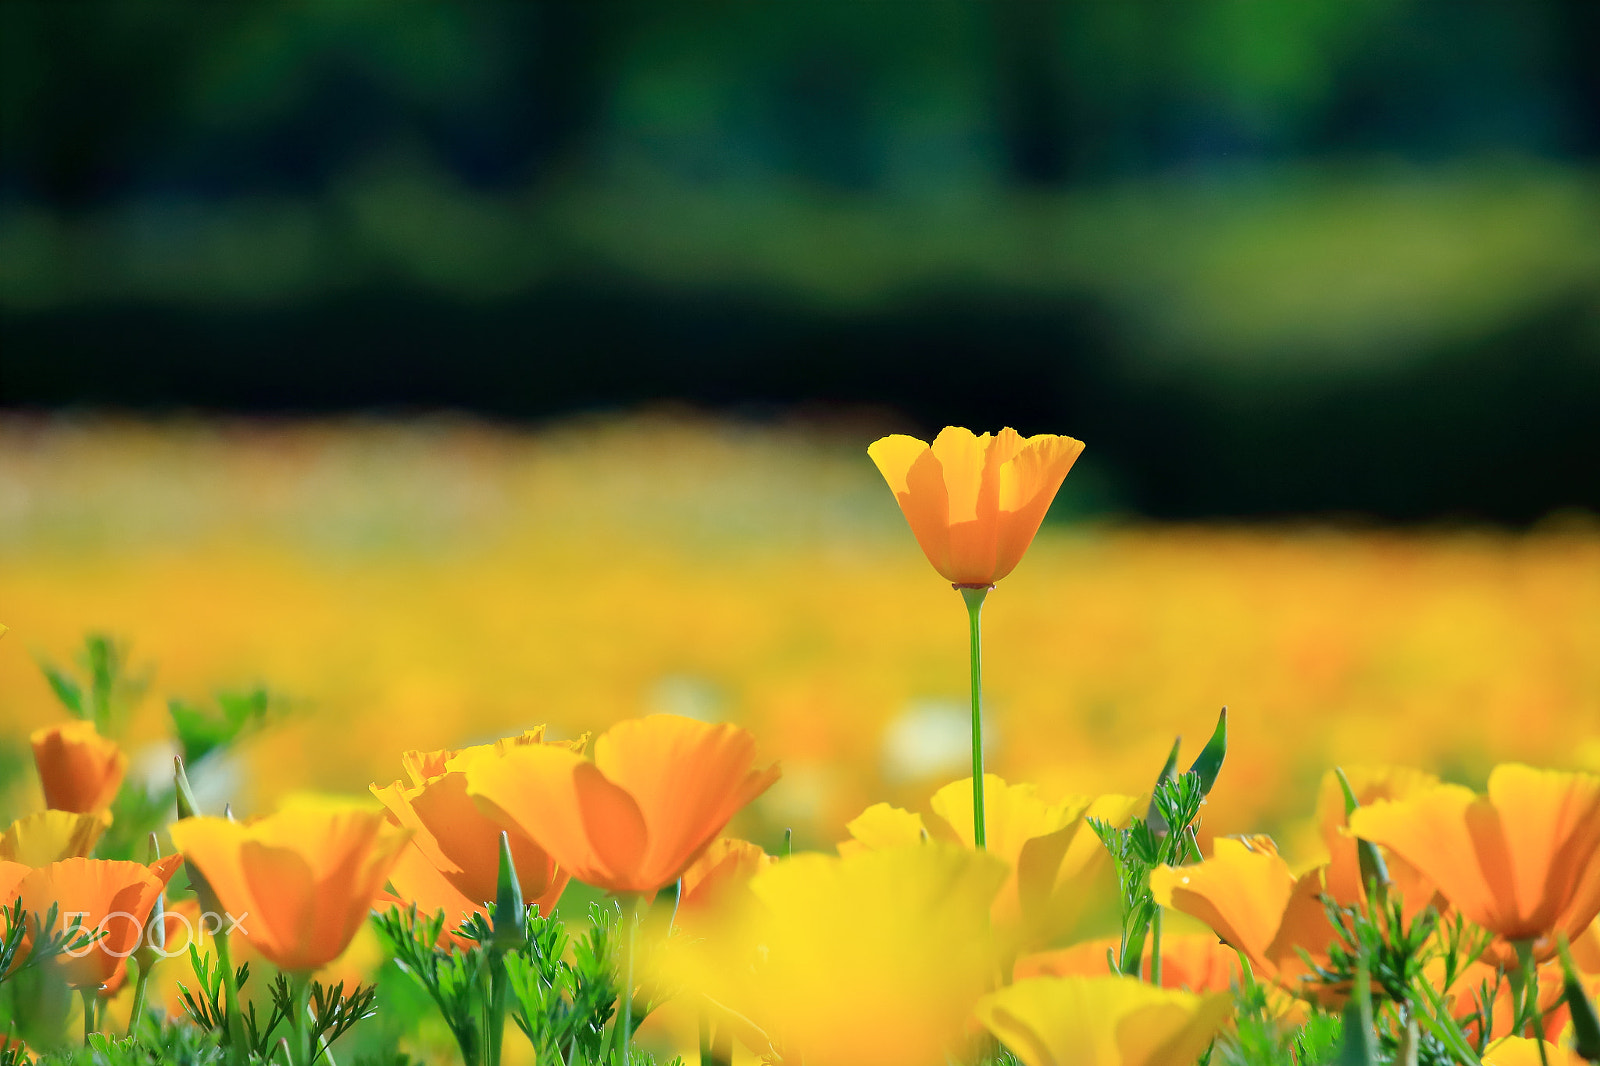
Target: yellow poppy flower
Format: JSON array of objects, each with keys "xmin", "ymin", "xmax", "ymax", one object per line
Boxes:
[
  {"xmin": 868, "ymin": 427, "xmax": 1084, "ymax": 586},
  {"xmin": 975, "ymin": 974, "xmax": 1232, "ymax": 1066},
  {"xmin": 0, "ymin": 810, "xmax": 109, "ymax": 865},
  {"xmin": 671, "ymin": 843, "xmax": 1006, "ymax": 1066}
]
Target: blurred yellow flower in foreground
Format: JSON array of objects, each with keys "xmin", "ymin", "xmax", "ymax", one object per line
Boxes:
[
  {"xmin": 671, "ymin": 843, "xmax": 1006, "ymax": 1066},
  {"xmin": 1349, "ymin": 764, "xmax": 1600, "ymax": 955},
  {"xmin": 170, "ymin": 806, "xmax": 410, "ymax": 973},
  {"xmin": 841, "ymin": 775, "xmax": 1139, "ymax": 950},
  {"xmin": 975, "ymin": 974, "xmax": 1232, "ymax": 1066},
  {"xmin": 1481, "ymin": 1036, "xmax": 1589, "ymax": 1066},
  {"xmin": 466, "ymin": 714, "xmax": 779, "ymax": 896},
  {"xmin": 30, "ymin": 721, "xmax": 126, "ymax": 814},
  {"xmin": 0, "ymin": 810, "xmax": 108, "ymax": 865},
  {"xmin": 868, "ymin": 427, "xmax": 1083, "ymax": 586}
]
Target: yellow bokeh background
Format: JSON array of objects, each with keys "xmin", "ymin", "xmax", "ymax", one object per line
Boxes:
[{"xmin": 2, "ymin": 415, "xmax": 1597, "ymax": 864}]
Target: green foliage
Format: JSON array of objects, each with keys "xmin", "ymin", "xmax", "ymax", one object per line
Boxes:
[
  {"xmin": 26, "ymin": 1019, "xmax": 225, "ymax": 1065},
  {"xmin": 1, "ymin": 900, "xmax": 102, "ymax": 992},
  {"xmin": 502, "ymin": 903, "xmax": 623, "ymax": 1066},
  {"xmin": 1092, "ymin": 708, "xmax": 1224, "ymax": 983},
  {"xmin": 39, "ymin": 635, "xmax": 150, "ymax": 739},
  {"xmin": 375, "ymin": 899, "xmax": 648, "ymax": 1066},
  {"xmin": 168, "ymin": 687, "xmax": 276, "ymax": 767},
  {"xmin": 1211, "ymin": 958, "xmax": 1341, "ymax": 1066}
]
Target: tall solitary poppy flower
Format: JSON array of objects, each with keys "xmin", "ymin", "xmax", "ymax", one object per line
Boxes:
[
  {"xmin": 31, "ymin": 721, "xmax": 126, "ymax": 814},
  {"xmin": 868, "ymin": 426, "xmax": 1083, "ymax": 851},
  {"xmin": 169, "ymin": 806, "xmax": 410, "ymax": 973},
  {"xmin": 1348, "ymin": 764, "xmax": 1600, "ymax": 956},
  {"xmin": 466, "ymin": 714, "xmax": 779, "ymax": 896},
  {"xmin": 868, "ymin": 427, "xmax": 1084, "ymax": 588}
]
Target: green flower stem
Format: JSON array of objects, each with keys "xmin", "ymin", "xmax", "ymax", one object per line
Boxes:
[
  {"xmin": 289, "ymin": 971, "xmax": 314, "ymax": 1066},
  {"xmin": 125, "ymin": 959, "xmax": 151, "ymax": 1037},
  {"xmin": 960, "ymin": 586, "xmax": 990, "ymax": 849},
  {"xmin": 1511, "ymin": 940, "xmax": 1549, "ymax": 1066},
  {"xmin": 81, "ymin": 988, "xmax": 96, "ymax": 1043},
  {"xmin": 215, "ymin": 929, "xmax": 248, "ymax": 1066},
  {"xmin": 615, "ymin": 894, "xmax": 642, "ymax": 1065},
  {"xmin": 487, "ymin": 954, "xmax": 508, "ymax": 1066},
  {"xmin": 1150, "ymin": 905, "xmax": 1163, "ymax": 987}
]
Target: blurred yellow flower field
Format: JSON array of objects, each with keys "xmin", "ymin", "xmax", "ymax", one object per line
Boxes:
[{"xmin": 2, "ymin": 415, "xmax": 1597, "ymax": 872}]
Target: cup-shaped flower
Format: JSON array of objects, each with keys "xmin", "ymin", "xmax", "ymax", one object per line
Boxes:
[
  {"xmin": 868, "ymin": 427, "xmax": 1084, "ymax": 586},
  {"xmin": 10, "ymin": 855, "xmax": 182, "ymax": 993},
  {"xmin": 1482, "ymin": 1036, "xmax": 1589, "ymax": 1066},
  {"xmin": 1347, "ymin": 764, "xmax": 1600, "ymax": 952},
  {"xmin": 975, "ymin": 975, "xmax": 1232, "ymax": 1066},
  {"xmin": 372, "ymin": 728, "xmax": 576, "ymax": 919},
  {"xmin": 671, "ymin": 843, "xmax": 1007, "ymax": 1066},
  {"xmin": 31, "ymin": 722, "xmax": 126, "ymax": 814},
  {"xmin": 841, "ymin": 776, "xmax": 1139, "ymax": 950},
  {"xmin": 466, "ymin": 714, "xmax": 779, "ymax": 896},
  {"xmin": 677, "ymin": 838, "xmax": 774, "ymax": 919},
  {"xmin": 1314, "ymin": 765, "xmax": 1441, "ymax": 914},
  {"xmin": 1016, "ymin": 934, "xmax": 1243, "ymax": 995},
  {"xmin": 0, "ymin": 810, "xmax": 108, "ymax": 865},
  {"xmin": 169, "ymin": 806, "xmax": 410, "ymax": 973},
  {"xmin": 1150, "ymin": 836, "xmax": 1344, "ymax": 1004}
]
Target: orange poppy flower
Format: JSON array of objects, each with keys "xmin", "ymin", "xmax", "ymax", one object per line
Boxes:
[
  {"xmin": 1347, "ymin": 764, "xmax": 1600, "ymax": 953},
  {"xmin": 868, "ymin": 427, "xmax": 1084, "ymax": 587},
  {"xmin": 1016, "ymin": 934, "xmax": 1242, "ymax": 995},
  {"xmin": 1150, "ymin": 837, "xmax": 1344, "ymax": 1004},
  {"xmin": 376, "ymin": 840, "xmax": 488, "ymax": 951},
  {"xmin": 169, "ymin": 806, "xmax": 410, "ymax": 973},
  {"xmin": 10, "ymin": 855, "xmax": 182, "ymax": 993},
  {"xmin": 465, "ymin": 714, "xmax": 780, "ymax": 896},
  {"xmin": 1312, "ymin": 766, "xmax": 1442, "ymax": 917},
  {"xmin": 30, "ymin": 721, "xmax": 127, "ymax": 814},
  {"xmin": 372, "ymin": 729, "xmax": 577, "ymax": 919}
]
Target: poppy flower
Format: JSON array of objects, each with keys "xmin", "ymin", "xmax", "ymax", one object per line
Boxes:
[
  {"xmin": 10, "ymin": 855, "xmax": 182, "ymax": 993},
  {"xmin": 465, "ymin": 714, "xmax": 779, "ymax": 896},
  {"xmin": 0, "ymin": 810, "xmax": 108, "ymax": 865},
  {"xmin": 975, "ymin": 974, "xmax": 1233, "ymax": 1066},
  {"xmin": 375, "ymin": 839, "xmax": 498, "ymax": 952},
  {"xmin": 169, "ymin": 805, "xmax": 410, "ymax": 973},
  {"xmin": 30, "ymin": 721, "xmax": 126, "ymax": 814},
  {"xmin": 1016, "ymin": 934, "xmax": 1243, "ymax": 995},
  {"xmin": 372, "ymin": 728, "xmax": 577, "ymax": 920},
  {"xmin": 1150, "ymin": 837, "xmax": 1348, "ymax": 1005},
  {"xmin": 670, "ymin": 843, "xmax": 1007, "ymax": 1066},
  {"xmin": 868, "ymin": 427, "xmax": 1084, "ymax": 587},
  {"xmin": 677, "ymin": 838, "xmax": 774, "ymax": 917},
  {"xmin": 1314, "ymin": 765, "xmax": 1442, "ymax": 917},
  {"xmin": 840, "ymin": 776, "xmax": 1139, "ymax": 950},
  {"xmin": 1347, "ymin": 764, "xmax": 1600, "ymax": 953},
  {"xmin": 1481, "ymin": 1036, "xmax": 1588, "ymax": 1066}
]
